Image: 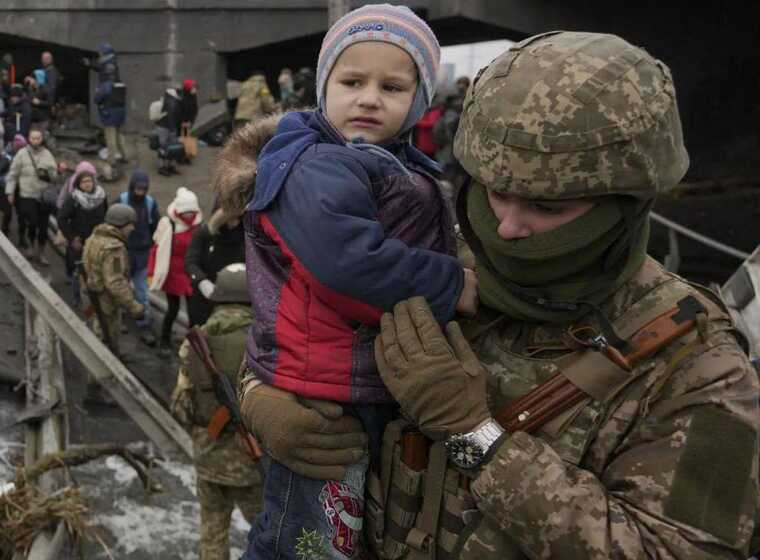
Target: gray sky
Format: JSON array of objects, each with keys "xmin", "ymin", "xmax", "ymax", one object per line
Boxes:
[{"xmin": 440, "ymin": 39, "xmax": 514, "ymax": 80}]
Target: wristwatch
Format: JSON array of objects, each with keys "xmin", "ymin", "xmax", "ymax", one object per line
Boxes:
[{"xmin": 445, "ymin": 419, "xmax": 505, "ymax": 469}]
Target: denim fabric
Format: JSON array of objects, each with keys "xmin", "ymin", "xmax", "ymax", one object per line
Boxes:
[
  {"xmin": 243, "ymin": 405, "xmax": 394, "ymax": 560},
  {"xmin": 129, "ymin": 253, "xmax": 151, "ymax": 328}
]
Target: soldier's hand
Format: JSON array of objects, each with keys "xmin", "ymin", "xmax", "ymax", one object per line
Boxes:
[
  {"xmin": 241, "ymin": 384, "xmax": 367, "ymax": 480},
  {"xmin": 376, "ymin": 297, "xmax": 491, "ymax": 440}
]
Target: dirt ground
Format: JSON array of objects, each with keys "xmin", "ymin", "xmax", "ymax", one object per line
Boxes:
[{"xmin": 97, "ymin": 133, "xmax": 221, "ymax": 216}]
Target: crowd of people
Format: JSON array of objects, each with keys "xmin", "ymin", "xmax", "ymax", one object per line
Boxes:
[{"xmin": 2, "ymin": 5, "xmax": 759, "ymax": 560}]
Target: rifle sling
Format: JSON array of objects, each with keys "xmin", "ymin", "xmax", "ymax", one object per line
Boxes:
[{"xmin": 494, "ymin": 295, "xmax": 705, "ymax": 434}]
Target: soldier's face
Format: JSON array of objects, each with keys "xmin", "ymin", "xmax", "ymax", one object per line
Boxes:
[
  {"xmin": 324, "ymin": 41, "xmax": 417, "ymax": 144},
  {"xmin": 487, "ymin": 190, "xmax": 595, "ymax": 240}
]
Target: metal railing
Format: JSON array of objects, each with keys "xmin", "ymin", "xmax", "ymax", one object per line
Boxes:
[{"xmin": 650, "ymin": 211, "xmax": 750, "ymax": 273}]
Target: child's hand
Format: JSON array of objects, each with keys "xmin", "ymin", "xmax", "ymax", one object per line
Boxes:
[{"xmin": 455, "ymin": 268, "xmax": 478, "ymax": 317}]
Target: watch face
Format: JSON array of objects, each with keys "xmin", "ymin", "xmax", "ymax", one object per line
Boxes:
[{"xmin": 445, "ymin": 435, "xmax": 485, "ymax": 469}]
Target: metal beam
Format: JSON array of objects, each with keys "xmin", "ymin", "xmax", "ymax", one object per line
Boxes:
[{"xmin": 0, "ymin": 232, "xmax": 192, "ymax": 459}]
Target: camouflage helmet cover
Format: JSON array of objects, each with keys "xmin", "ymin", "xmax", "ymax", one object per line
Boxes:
[
  {"xmin": 453, "ymin": 31, "xmax": 689, "ymax": 199},
  {"xmin": 105, "ymin": 203, "xmax": 137, "ymax": 227},
  {"xmin": 211, "ymin": 263, "xmax": 249, "ymax": 303}
]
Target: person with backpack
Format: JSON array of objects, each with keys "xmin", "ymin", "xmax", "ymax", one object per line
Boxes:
[
  {"xmin": 118, "ymin": 169, "xmax": 160, "ymax": 346},
  {"xmin": 57, "ymin": 165, "xmax": 107, "ymax": 307},
  {"xmin": 153, "ymin": 87, "xmax": 184, "ymax": 176},
  {"xmin": 85, "ymin": 43, "xmax": 127, "ymax": 165}
]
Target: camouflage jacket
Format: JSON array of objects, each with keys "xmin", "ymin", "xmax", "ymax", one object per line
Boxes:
[
  {"xmin": 460, "ymin": 257, "xmax": 759, "ymax": 559},
  {"xmin": 172, "ymin": 304, "xmax": 261, "ymax": 487},
  {"xmin": 82, "ymin": 223, "xmax": 143, "ymax": 317}
]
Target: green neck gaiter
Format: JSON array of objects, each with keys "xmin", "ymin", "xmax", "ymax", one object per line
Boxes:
[{"xmin": 466, "ymin": 182, "xmax": 649, "ymax": 323}]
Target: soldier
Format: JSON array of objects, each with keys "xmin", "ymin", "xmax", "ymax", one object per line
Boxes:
[
  {"xmin": 171, "ymin": 263, "xmax": 262, "ymax": 560},
  {"xmin": 240, "ymin": 32, "xmax": 760, "ymax": 559},
  {"xmin": 81, "ymin": 203, "xmax": 145, "ymax": 358}
]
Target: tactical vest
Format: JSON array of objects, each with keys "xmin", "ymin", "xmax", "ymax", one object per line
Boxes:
[
  {"xmin": 185, "ymin": 328, "xmax": 248, "ymax": 427},
  {"xmin": 365, "ymin": 275, "xmax": 733, "ymax": 560}
]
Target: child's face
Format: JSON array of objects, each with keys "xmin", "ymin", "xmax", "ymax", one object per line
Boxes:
[{"xmin": 325, "ymin": 41, "xmax": 418, "ymax": 144}]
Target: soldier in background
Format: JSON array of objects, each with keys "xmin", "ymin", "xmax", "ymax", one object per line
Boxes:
[
  {"xmin": 81, "ymin": 203, "xmax": 145, "ymax": 355},
  {"xmin": 171, "ymin": 263, "xmax": 262, "ymax": 560},
  {"xmin": 241, "ymin": 31, "xmax": 760, "ymax": 559}
]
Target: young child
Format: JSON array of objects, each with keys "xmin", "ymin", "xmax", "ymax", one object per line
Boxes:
[{"xmin": 241, "ymin": 5, "xmax": 477, "ymax": 559}]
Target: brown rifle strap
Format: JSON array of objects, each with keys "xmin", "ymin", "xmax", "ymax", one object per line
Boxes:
[{"xmin": 494, "ymin": 296, "xmax": 705, "ymax": 434}]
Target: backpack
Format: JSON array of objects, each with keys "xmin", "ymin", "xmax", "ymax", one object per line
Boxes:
[
  {"xmin": 119, "ymin": 191, "xmax": 156, "ymax": 226},
  {"xmin": 148, "ymin": 98, "xmax": 166, "ymax": 122}
]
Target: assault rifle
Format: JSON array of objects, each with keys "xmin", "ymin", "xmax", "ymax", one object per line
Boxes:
[
  {"xmin": 76, "ymin": 260, "xmax": 115, "ymax": 352},
  {"xmin": 185, "ymin": 326, "xmax": 264, "ymax": 462}
]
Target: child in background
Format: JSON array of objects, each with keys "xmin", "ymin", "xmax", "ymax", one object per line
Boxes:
[{"xmin": 240, "ymin": 4, "xmax": 477, "ymax": 559}]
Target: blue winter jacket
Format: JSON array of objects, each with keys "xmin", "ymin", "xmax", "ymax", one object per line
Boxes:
[{"xmin": 244, "ymin": 111, "xmax": 462, "ymax": 403}]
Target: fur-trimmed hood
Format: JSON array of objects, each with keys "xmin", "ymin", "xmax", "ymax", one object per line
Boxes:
[{"xmin": 212, "ymin": 113, "xmax": 284, "ymax": 217}]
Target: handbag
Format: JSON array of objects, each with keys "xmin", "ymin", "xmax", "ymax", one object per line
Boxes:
[
  {"xmin": 27, "ymin": 149, "xmax": 52, "ymax": 183},
  {"xmin": 27, "ymin": 148, "xmax": 59, "ymax": 212},
  {"xmin": 179, "ymin": 124, "xmax": 198, "ymax": 159}
]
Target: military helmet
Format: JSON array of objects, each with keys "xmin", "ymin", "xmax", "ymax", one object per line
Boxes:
[
  {"xmin": 105, "ymin": 203, "xmax": 137, "ymax": 227},
  {"xmin": 453, "ymin": 31, "xmax": 689, "ymax": 200},
  {"xmin": 210, "ymin": 263, "xmax": 249, "ymax": 303}
]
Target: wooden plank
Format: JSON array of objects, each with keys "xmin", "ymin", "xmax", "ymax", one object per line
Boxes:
[{"xmin": 0, "ymin": 232, "xmax": 192, "ymax": 459}]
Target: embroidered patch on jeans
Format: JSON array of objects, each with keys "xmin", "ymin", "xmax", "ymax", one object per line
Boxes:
[{"xmin": 319, "ymin": 481, "xmax": 363, "ymax": 558}]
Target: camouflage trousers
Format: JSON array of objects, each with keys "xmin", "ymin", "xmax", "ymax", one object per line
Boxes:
[
  {"xmin": 198, "ymin": 477, "xmax": 263, "ymax": 560},
  {"xmin": 89, "ymin": 309, "xmax": 121, "ymax": 356}
]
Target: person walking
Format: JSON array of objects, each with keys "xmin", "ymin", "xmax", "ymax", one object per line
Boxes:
[
  {"xmin": 2, "ymin": 84, "xmax": 31, "ymax": 144},
  {"xmin": 184, "ymin": 206, "xmax": 245, "ymax": 327},
  {"xmin": 4, "ymin": 128, "xmax": 57, "ymax": 263},
  {"xmin": 41, "ymin": 51, "xmax": 61, "ymax": 107},
  {"xmin": 117, "ymin": 169, "xmax": 160, "ymax": 347},
  {"xmin": 57, "ymin": 165, "xmax": 107, "ymax": 307},
  {"xmin": 0, "ymin": 134, "xmax": 26, "ymax": 238},
  {"xmin": 155, "ymin": 86, "xmax": 183, "ymax": 176},
  {"xmin": 81, "ymin": 203, "xmax": 145, "ymax": 401},
  {"xmin": 148, "ymin": 186, "xmax": 202, "ymax": 356},
  {"xmin": 240, "ymin": 32, "xmax": 760, "ymax": 560},
  {"xmin": 25, "ymin": 71, "xmax": 51, "ymax": 134},
  {"xmin": 171, "ymin": 263, "xmax": 263, "ymax": 560},
  {"xmin": 86, "ymin": 43, "xmax": 127, "ymax": 165}
]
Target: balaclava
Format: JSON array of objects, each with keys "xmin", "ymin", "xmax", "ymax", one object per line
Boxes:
[
  {"xmin": 464, "ymin": 182, "xmax": 650, "ymax": 324},
  {"xmin": 316, "ymin": 3, "xmax": 440, "ymax": 137}
]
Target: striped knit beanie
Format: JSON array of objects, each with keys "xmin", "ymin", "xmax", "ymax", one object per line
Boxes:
[{"xmin": 317, "ymin": 4, "xmax": 441, "ymax": 136}]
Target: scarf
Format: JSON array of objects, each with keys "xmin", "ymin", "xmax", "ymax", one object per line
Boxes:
[
  {"xmin": 71, "ymin": 185, "xmax": 106, "ymax": 211},
  {"xmin": 149, "ymin": 206, "xmax": 203, "ymax": 291},
  {"xmin": 464, "ymin": 182, "xmax": 649, "ymax": 323}
]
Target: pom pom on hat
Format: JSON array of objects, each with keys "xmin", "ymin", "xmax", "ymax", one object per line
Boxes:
[{"xmin": 172, "ymin": 187, "xmax": 200, "ymax": 214}]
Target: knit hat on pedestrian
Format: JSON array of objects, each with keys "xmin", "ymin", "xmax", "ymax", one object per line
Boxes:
[
  {"xmin": 182, "ymin": 79, "xmax": 197, "ymax": 92},
  {"xmin": 316, "ymin": 3, "xmax": 440, "ymax": 136},
  {"xmin": 172, "ymin": 186, "xmax": 200, "ymax": 214},
  {"xmin": 11, "ymin": 134, "xmax": 26, "ymax": 153},
  {"xmin": 129, "ymin": 169, "xmax": 150, "ymax": 191}
]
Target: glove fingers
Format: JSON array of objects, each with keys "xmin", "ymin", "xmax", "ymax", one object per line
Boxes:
[
  {"xmin": 446, "ymin": 321, "xmax": 481, "ymax": 377},
  {"xmin": 299, "ymin": 431, "xmax": 368, "ymax": 451},
  {"xmin": 292, "ymin": 441, "xmax": 366, "ymax": 465},
  {"xmin": 287, "ymin": 460, "xmax": 347, "ymax": 482},
  {"xmin": 392, "ymin": 299, "xmax": 425, "ymax": 360},
  {"xmin": 380, "ymin": 312, "xmax": 408, "ymax": 371},
  {"xmin": 408, "ymin": 296, "xmax": 451, "ymax": 357},
  {"xmin": 310, "ymin": 410, "xmax": 366, "ymax": 438},
  {"xmin": 299, "ymin": 397, "xmax": 343, "ymax": 420}
]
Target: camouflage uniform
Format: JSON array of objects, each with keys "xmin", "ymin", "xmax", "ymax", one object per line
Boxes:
[
  {"xmin": 380, "ymin": 32, "xmax": 759, "ymax": 559},
  {"xmin": 172, "ymin": 303, "xmax": 263, "ymax": 560},
  {"xmin": 449, "ymin": 257, "xmax": 758, "ymax": 558},
  {"xmin": 81, "ymin": 222, "xmax": 144, "ymax": 354}
]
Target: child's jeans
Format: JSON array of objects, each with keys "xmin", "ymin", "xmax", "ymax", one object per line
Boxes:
[{"xmin": 243, "ymin": 404, "xmax": 394, "ymax": 560}]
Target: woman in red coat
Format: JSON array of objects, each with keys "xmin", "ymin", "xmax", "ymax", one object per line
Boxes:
[{"xmin": 148, "ymin": 186, "xmax": 202, "ymax": 356}]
